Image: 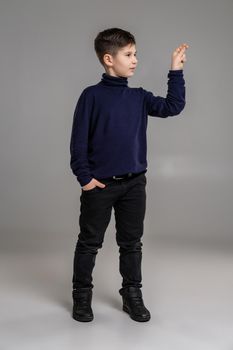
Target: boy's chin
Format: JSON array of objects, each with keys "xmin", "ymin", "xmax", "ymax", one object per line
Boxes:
[
  {"xmin": 127, "ymin": 70, "xmax": 135, "ymax": 77},
  {"xmin": 118, "ymin": 70, "xmax": 135, "ymax": 78}
]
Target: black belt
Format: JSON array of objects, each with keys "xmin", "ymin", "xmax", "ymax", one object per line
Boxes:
[{"xmin": 99, "ymin": 170, "xmax": 146, "ymax": 181}]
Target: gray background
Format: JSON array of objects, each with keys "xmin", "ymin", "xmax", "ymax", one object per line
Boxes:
[
  {"xmin": 1, "ymin": 0, "xmax": 233, "ymax": 349},
  {"xmin": 1, "ymin": 0, "xmax": 233, "ymax": 251}
]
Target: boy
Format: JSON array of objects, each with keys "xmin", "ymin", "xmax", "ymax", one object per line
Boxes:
[{"xmin": 70, "ymin": 28, "xmax": 188, "ymax": 322}]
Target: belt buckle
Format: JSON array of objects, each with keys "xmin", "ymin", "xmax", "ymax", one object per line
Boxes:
[
  {"xmin": 113, "ymin": 175, "xmax": 124, "ymax": 180},
  {"xmin": 113, "ymin": 172, "xmax": 132, "ymax": 180}
]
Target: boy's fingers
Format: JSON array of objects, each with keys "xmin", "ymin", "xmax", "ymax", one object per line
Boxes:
[
  {"xmin": 175, "ymin": 46, "xmax": 187, "ymax": 56},
  {"xmin": 173, "ymin": 43, "xmax": 189, "ymax": 60},
  {"xmin": 176, "ymin": 43, "xmax": 189, "ymax": 51},
  {"xmin": 180, "ymin": 46, "xmax": 187, "ymax": 53},
  {"xmin": 96, "ymin": 180, "xmax": 106, "ymax": 187}
]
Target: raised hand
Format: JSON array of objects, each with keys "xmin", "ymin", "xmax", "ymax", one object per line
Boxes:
[{"xmin": 171, "ymin": 43, "xmax": 189, "ymax": 70}]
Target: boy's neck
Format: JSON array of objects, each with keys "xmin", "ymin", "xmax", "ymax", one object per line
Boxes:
[{"xmin": 100, "ymin": 72, "xmax": 128, "ymax": 87}]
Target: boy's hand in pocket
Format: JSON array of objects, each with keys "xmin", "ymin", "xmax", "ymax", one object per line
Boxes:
[{"xmin": 82, "ymin": 178, "xmax": 106, "ymax": 191}]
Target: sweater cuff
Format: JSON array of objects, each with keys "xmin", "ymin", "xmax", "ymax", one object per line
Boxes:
[
  {"xmin": 77, "ymin": 175, "xmax": 93, "ymax": 187},
  {"xmin": 168, "ymin": 69, "xmax": 183, "ymax": 76}
]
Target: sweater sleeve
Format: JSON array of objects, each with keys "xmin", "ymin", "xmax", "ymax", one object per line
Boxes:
[
  {"xmin": 70, "ymin": 88, "xmax": 93, "ymax": 187},
  {"xmin": 141, "ymin": 69, "xmax": 186, "ymax": 118}
]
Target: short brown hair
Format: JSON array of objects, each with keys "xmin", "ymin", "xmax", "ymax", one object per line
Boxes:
[{"xmin": 94, "ymin": 27, "xmax": 136, "ymax": 66}]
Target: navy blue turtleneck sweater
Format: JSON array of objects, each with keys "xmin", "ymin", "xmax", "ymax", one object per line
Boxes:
[{"xmin": 70, "ymin": 70, "xmax": 185, "ymax": 187}]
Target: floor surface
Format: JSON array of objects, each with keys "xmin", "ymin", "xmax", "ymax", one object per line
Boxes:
[{"xmin": 1, "ymin": 239, "xmax": 233, "ymax": 350}]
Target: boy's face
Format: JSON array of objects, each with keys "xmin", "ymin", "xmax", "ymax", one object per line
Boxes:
[{"xmin": 104, "ymin": 43, "xmax": 138, "ymax": 78}]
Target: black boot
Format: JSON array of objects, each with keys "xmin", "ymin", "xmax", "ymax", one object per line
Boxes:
[
  {"xmin": 72, "ymin": 288, "xmax": 94, "ymax": 322},
  {"xmin": 119, "ymin": 286, "xmax": 151, "ymax": 322}
]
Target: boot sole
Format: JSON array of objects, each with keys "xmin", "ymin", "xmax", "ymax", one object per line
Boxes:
[
  {"xmin": 122, "ymin": 305, "xmax": 151, "ymax": 322},
  {"xmin": 72, "ymin": 311, "xmax": 94, "ymax": 322}
]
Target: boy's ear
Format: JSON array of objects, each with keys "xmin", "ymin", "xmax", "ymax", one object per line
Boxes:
[{"xmin": 103, "ymin": 53, "xmax": 114, "ymax": 67}]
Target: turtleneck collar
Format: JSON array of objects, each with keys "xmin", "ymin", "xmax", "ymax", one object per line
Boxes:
[{"xmin": 100, "ymin": 73, "xmax": 128, "ymax": 87}]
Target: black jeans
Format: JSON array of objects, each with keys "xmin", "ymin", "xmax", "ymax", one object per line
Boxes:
[{"xmin": 72, "ymin": 171, "xmax": 147, "ymax": 291}]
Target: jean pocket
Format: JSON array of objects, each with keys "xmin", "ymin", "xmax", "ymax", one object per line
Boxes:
[
  {"xmin": 82, "ymin": 184, "xmax": 109, "ymax": 193},
  {"xmin": 82, "ymin": 186, "xmax": 100, "ymax": 193}
]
